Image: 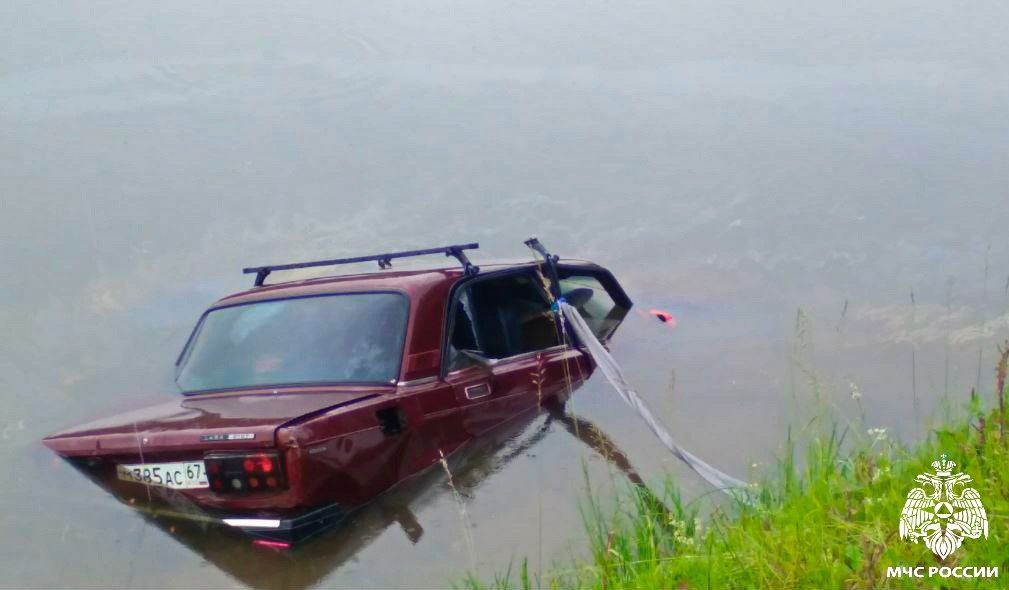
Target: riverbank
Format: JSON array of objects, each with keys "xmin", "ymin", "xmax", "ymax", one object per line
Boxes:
[{"xmin": 463, "ymin": 351, "xmax": 1009, "ymax": 589}]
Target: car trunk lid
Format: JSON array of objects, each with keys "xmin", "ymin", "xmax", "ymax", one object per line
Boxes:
[{"xmin": 43, "ymin": 386, "xmax": 388, "ymax": 457}]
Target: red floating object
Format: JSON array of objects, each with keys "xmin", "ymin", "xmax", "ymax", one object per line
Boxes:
[{"xmin": 648, "ymin": 309, "xmax": 678, "ymax": 327}]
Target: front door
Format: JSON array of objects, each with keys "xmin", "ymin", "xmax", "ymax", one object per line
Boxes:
[{"xmin": 443, "ymin": 270, "xmax": 569, "ymax": 436}]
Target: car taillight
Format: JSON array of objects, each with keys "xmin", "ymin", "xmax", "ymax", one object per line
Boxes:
[{"xmin": 204, "ymin": 451, "xmax": 286, "ymax": 493}]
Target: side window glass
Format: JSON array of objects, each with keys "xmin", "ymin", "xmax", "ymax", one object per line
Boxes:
[
  {"xmin": 446, "ymin": 289, "xmax": 480, "ymax": 372},
  {"xmin": 471, "ymin": 273, "xmax": 558, "ymax": 357},
  {"xmin": 558, "ymin": 273, "xmax": 627, "ymax": 341}
]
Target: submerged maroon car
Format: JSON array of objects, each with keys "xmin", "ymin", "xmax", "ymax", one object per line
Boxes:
[{"xmin": 43, "ymin": 241, "xmax": 631, "ymax": 544}]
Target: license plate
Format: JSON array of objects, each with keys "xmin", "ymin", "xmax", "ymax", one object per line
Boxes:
[{"xmin": 117, "ymin": 461, "xmax": 209, "ymax": 489}]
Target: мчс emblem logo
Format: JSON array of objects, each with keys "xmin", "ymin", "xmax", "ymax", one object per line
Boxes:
[{"xmin": 899, "ymin": 455, "xmax": 988, "ymax": 560}]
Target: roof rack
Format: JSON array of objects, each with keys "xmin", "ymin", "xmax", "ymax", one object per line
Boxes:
[{"xmin": 243, "ymin": 243, "xmax": 479, "ymax": 287}]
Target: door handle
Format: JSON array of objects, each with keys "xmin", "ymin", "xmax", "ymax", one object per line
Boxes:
[{"xmin": 464, "ymin": 383, "xmax": 491, "ymax": 400}]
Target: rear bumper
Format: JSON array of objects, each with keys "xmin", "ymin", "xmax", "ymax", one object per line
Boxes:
[
  {"xmin": 215, "ymin": 503, "xmax": 348, "ymax": 545},
  {"xmin": 130, "ymin": 501, "xmax": 349, "ymax": 545}
]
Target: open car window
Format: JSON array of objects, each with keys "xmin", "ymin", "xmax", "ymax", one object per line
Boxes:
[
  {"xmin": 558, "ymin": 268, "xmax": 629, "ymax": 342},
  {"xmin": 177, "ymin": 292, "xmax": 408, "ymax": 392},
  {"xmin": 446, "ymin": 272, "xmax": 559, "ymax": 370}
]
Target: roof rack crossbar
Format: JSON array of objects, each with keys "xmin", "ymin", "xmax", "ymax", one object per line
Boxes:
[{"xmin": 243, "ymin": 243, "xmax": 480, "ymax": 287}]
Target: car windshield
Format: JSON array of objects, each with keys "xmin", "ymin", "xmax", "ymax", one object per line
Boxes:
[{"xmin": 176, "ymin": 292, "xmax": 409, "ymax": 393}]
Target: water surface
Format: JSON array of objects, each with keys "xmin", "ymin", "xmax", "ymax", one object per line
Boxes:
[{"xmin": 2, "ymin": 1, "xmax": 1008, "ymax": 587}]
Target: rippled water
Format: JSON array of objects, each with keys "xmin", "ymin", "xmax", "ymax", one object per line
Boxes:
[{"xmin": 2, "ymin": 1, "xmax": 1008, "ymax": 587}]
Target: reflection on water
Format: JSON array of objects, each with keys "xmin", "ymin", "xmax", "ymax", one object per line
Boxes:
[{"xmin": 3, "ymin": 0, "xmax": 1008, "ymax": 587}]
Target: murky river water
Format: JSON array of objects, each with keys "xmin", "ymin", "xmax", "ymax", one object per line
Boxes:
[{"xmin": 3, "ymin": 1, "xmax": 1008, "ymax": 587}]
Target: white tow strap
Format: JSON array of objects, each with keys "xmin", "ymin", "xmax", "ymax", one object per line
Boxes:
[{"xmin": 558, "ymin": 301, "xmax": 749, "ymax": 496}]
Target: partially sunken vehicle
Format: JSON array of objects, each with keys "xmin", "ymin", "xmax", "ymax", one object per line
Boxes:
[{"xmin": 43, "ymin": 240, "xmax": 631, "ymax": 544}]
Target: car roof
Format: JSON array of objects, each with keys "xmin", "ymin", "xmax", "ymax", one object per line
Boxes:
[
  {"xmin": 212, "ymin": 258, "xmax": 600, "ymax": 308},
  {"xmin": 189, "ymin": 256, "xmax": 615, "ymax": 383}
]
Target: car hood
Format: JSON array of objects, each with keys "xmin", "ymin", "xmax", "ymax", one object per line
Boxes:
[{"xmin": 43, "ymin": 386, "xmax": 388, "ymax": 456}]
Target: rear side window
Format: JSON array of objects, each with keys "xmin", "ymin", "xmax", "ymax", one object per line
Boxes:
[
  {"xmin": 177, "ymin": 293, "xmax": 408, "ymax": 392},
  {"xmin": 446, "ymin": 272, "xmax": 559, "ymax": 369},
  {"xmin": 558, "ymin": 272, "xmax": 627, "ymax": 341}
]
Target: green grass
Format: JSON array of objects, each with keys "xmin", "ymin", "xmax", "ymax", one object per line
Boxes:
[{"xmin": 462, "ymin": 374, "xmax": 1009, "ymax": 589}]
